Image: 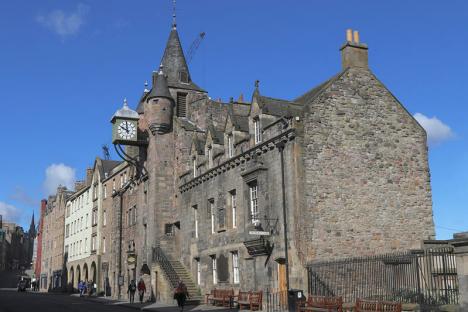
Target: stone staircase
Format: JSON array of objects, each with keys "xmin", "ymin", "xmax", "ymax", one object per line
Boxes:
[
  {"xmin": 152, "ymin": 245, "xmax": 202, "ymax": 304},
  {"xmin": 169, "ymin": 260, "xmax": 203, "ymax": 303}
]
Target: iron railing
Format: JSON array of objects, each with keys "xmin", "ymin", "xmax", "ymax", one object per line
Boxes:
[
  {"xmin": 265, "ymin": 289, "xmax": 288, "ymax": 312},
  {"xmin": 152, "ymin": 246, "xmax": 179, "ymax": 288},
  {"xmin": 307, "ymin": 248, "xmax": 458, "ymax": 307}
]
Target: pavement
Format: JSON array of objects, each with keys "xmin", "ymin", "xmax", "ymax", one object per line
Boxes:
[{"xmin": 0, "ymin": 288, "xmax": 237, "ymax": 312}]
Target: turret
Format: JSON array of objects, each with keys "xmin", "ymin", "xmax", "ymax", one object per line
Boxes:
[{"xmin": 145, "ymin": 66, "xmax": 175, "ymax": 135}]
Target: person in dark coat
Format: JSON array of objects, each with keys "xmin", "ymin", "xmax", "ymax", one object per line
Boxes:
[
  {"xmin": 128, "ymin": 280, "xmax": 137, "ymax": 303},
  {"xmin": 174, "ymin": 280, "xmax": 189, "ymax": 311}
]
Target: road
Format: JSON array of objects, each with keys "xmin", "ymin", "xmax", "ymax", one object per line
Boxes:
[
  {"xmin": 0, "ymin": 290, "xmax": 137, "ymax": 312},
  {"xmin": 0, "ymin": 289, "xmax": 235, "ymax": 312}
]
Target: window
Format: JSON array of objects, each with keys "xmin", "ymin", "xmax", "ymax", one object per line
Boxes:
[
  {"xmin": 85, "ymin": 238, "xmax": 88, "ymax": 252},
  {"xmin": 103, "ymin": 237, "xmax": 106, "ymax": 253},
  {"xmin": 228, "ymin": 134, "xmax": 234, "ymax": 158},
  {"xmin": 103, "ymin": 210, "xmax": 107, "ymax": 226},
  {"xmin": 132, "ymin": 206, "xmax": 137, "ymax": 225},
  {"xmin": 211, "ymin": 255, "xmax": 217, "ymax": 285},
  {"xmin": 209, "ymin": 199, "xmax": 215, "ymax": 234},
  {"xmin": 93, "ymin": 184, "xmax": 98, "ymax": 200},
  {"xmin": 232, "ymin": 251, "xmax": 240, "ymax": 284},
  {"xmin": 192, "ymin": 158, "xmax": 197, "ymax": 178},
  {"xmin": 86, "ymin": 191, "xmax": 89, "ymax": 204},
  {"xmin": 92, "ymin": 209, "xmax": 98, "ymax": 226},
  {"xmin": 91, "ymin": 235, "xmax": 97, "ymax": 252},
  {"xmin": 196, "ymin": 258, "xmax": 201, "ymax": 285},
  {"xmin": 208, "ymin": 146, "xmax": 213, "ymax": 168},
  {"xmin": 65, "ymin": 245, "xmax": 68, "ymax": 256},
  {"xmin": 193, "ymin": 205, "xmax": 198, "ymax": 238},
  {"xmin": 79, "ymin": 240, "xmax": 82, "ymax": 254},
  {"xmin": 86, "ymin": 214, "xmax": 89, "ymax": 228},
  {"xmin": 177, "ymin": 93, "xmax": 187, "ymax": 117},
  {"xmin": 65, "ymin": 224, "xmax": 69, "ymax": 238},
  {"xmin": 179, "ymin": 71, "xmax": 189, "ymax": 83},
  {"xmin": 144, "ymin": 181, "xmax": 148, "ymax": 204},
  {"xmin": 103, "ymin": 184, "xmax": 107, "ymax": 199},
  {"xmin": 249, "ymin": 182, "xmax": 259, "ymax": 224},
  {"xmin": 112, "ymin": 179, "xmax": 116, "ymax": 191},
  {"xmin": 230, "ymin": 190, "xmax": 237, "ymax": 228},
  {"xmin": 254, "ymin": 118, "xmax": 262, "ymax": 144},
  {"xmin": 120, "ymin": 174, "xmax": 123, "ymax": 188}
]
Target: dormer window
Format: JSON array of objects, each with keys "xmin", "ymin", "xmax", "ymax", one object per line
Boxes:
[
  {"xmin": 208, "ymin": 146, "xmax": 213, "ymax": 168},
  {"xmin": 179, "ymin": 71, "xmax": 189, "ymax": 83},
  {"xmin": 228, "ymin": 134, "xmax": 234, "ymax": 158},
  {"xmin": 254, "ymin": 118, "xmax": 262, "ymax": 144}
]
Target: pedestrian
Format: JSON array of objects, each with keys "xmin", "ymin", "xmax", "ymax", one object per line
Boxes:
[
  {"xmin": 128, "ymin": 280, "xmax": 136, "ymax": 303},
  {"xmin": 173, "ymin": 280, "xmax": 189, "ymax": 312},
  {"xmin": 137, "ymin": 278, "xmax": 146, "ymax": 303},
  {"xmin": 78, "ymin": 280, "xmax": 84, "ymax": 297},
  {"xmin": 87, "ymin": 280, "xmax": 93, "ymax": 297}
]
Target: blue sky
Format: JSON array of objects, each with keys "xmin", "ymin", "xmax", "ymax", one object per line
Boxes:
[{"xmin": 0, "ymin": 1, "xmax": 466, "ymax": 239}]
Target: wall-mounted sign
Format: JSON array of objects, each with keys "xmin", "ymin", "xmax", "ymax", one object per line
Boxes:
[{"xmin": 249, "ymin": 230, "xmax": 270, "ymax": 236}]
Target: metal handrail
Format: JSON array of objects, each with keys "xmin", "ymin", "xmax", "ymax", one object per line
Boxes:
[{"xmin": 152, "ymin": 246, "xmax": 179, "ymax": 288}]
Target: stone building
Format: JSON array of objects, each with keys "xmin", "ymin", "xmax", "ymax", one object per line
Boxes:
[
  {"xmin": 35, "ymin": 200, "xmax": 46, "ymax": 283},
  {"xmin": 99, "ymin": 20, "xmax": 435, "ymax": 303},
  {"xmin": 39, "ymin": 186, "xmax": 72, "ymax": 291},
  {"xmin": 64, "ymin": 158, "xmax": 121, "ymax": 292}
]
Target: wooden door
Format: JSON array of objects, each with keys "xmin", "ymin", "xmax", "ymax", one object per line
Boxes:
[{"xmin": 278, "ymin": 263, "xmax": 287, "ymax": 305}]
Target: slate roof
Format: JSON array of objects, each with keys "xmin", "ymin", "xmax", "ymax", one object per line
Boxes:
[
  {"xmin": 208, "ymin": 124, "xmax": 224, "ymax": 145},
  {"xmin": 231, "ymin": 115, "xmax": 249, "ymax": 132},
  {"xmin": 257, "ymin": 95, "xmax": 303, "ymax": 117},
  {"xmin": 178, "ymin": 118, "xmax": 204, "ymax": 132},
  {"xmin": 147, "ymin": 69, "xmax": 173, "ymax": 102},
  {"xmin": 294, "ymin": 70, "xmax": 347, "ymax": 104},
  {"xmin": 160, "ymin": 27, "xmax": 205, "ymax": 92},
  {"xmin": 100, "ymin": 159, "xmax": 122, "ymax": 180}
]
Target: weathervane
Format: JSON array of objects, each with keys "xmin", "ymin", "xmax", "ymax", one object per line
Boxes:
[{"xmin": 172, "ymin": 0, "xmax": 177, "ymax": 28}]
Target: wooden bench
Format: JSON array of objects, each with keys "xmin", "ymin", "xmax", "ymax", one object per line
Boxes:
[
  {"xmin": 209, "ymin": 288, "xmax": 234, "ymax": 307},
  {"xmin": 355, "ymin": 299, "xmax": 402, "ymax": 312},
  {"xmin": 299, "ymin": 295, "xmax": 343, "ymax": 312},
  {"xmin": 236, "ymin": 290, "xmax": 263, "ymax": 310}
]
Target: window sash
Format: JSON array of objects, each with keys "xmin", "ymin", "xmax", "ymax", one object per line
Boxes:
[
  {"xmin": 194, "ymin": 206, "xmax": 198, "ymax": 238},
  {"xmin": 254, "ymin": 119, "xmax": 261, "ymax": 144},
  {"xmin": 228, "ymin": 135, "xmax": 234, "ymax": 158},
  {"xmin": 210, "ymin": 201, "xmax": 215, "ymax": 234},
  {"xmin": 231, "ymin": 192, "xmax": 237, "ymax": 228},
  {"xmin": 232, "ymin": 252, "xmax": 239, "ymax": 284},
  {"xmin": 197, "ymin": 260, "xmax": 201, "ymax": 285},
  {"xmin": 249, "ymin": 184, "xmax": 259, "ymax": 223},
  {"xmin": 212, "ymin": 257, "xmax": 217, "ymax": 284}
]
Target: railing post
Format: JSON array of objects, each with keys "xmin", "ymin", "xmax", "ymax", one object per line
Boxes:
[{"xmin": 451, "ymin": 234, "xmax": 468, "ymax": 310}]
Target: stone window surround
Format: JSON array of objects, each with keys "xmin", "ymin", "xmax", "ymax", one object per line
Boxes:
[{"xmin": 180, "ymin": 128, "xmax": 295, "ymax": 192}]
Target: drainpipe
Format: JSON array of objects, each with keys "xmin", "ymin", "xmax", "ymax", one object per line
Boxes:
[
  {"xmin": 277, "ymin": 140, "xmax": 290, "ymax": 291},
  {"xmin": 118, "ymin": 190, "xmax": 123, "ymax": 299}
]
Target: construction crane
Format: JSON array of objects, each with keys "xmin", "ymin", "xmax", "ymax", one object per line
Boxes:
[
  {"xmin": 102, "ymin": 144, "xmax": 110, "ymax": 160},
  {"xmin": 187, "ymin": 32, "xmax": 205, "ymax": 64}
]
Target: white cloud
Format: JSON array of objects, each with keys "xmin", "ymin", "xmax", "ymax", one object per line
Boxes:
[
  {"xmin": 0, "ymin": 202, "xmax": 22, "ymax": 223},
  {"xmin": 414, "ymin": 113, "xmax": 454, "ymax": 146},
  {"xmin": 43, "ymin": 163, "xmax": 76, "ymax": 195},
  {"xmin": 36, "ymin": 4, "xmax": 89, "ymax": 38}
]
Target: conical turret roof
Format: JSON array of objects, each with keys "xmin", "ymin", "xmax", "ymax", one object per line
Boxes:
[
  {"xmin": 147, "ymin": 67, "xmax": 173, "ymax": 102},
  {"xmin": 160, "ymin": 26, "xmax": 204, "ymax": 92}
]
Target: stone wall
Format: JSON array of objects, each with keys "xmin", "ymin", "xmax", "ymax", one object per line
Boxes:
[{"xmin": 300, "ymin": 67, "xmax": 435, "ymax": 261}]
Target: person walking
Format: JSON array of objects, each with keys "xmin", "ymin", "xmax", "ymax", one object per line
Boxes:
[
  {"xmin": 128, "ymin": 280, "xmax": 136, "ymax": 303},
  {"xmin": 137, "ymin": 278, "xmax": 146, "ymax": 303},
  {"xmin": 173, "ymin": 280, "xmax": 189, "ymax": 312},
  {"xmin": 78, "ymin": 280, "xmax": 84, "ymax": 297}
]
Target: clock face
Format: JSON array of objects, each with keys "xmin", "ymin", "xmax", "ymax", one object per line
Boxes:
[{"xmin": 117, "ymin": 121, "xmax": 137, "ymax": 140}]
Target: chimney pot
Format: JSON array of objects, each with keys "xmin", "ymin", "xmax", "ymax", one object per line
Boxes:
[
  {"xmin": 346, "ymin": 29, "xmax": 353, "ymax": 42},
  {"xmin": 353, "ymin": 31, "xmax": 360, "ymax": 44}
]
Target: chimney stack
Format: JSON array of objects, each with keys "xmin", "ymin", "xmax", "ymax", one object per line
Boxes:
[{"xmin": 340, "ymin": 29, "xmax": 368, "ymax": 69}]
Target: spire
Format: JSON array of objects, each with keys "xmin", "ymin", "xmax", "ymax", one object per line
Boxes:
[
  {"xmin": 29, "ymin": 212, "xmax": 36, "ymax": 237},
  {"xmin": 147, "ymin": 66, "xmax": 173, "ymax": 102},
  {"xmin": 160, "ymin": 23, "xmax": 204, "ymax": 92}
]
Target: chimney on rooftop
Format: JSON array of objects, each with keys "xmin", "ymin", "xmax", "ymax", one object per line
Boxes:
[{"xmin": 340, "ymin": 29, "xmax": 368, "ymax": 69}]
